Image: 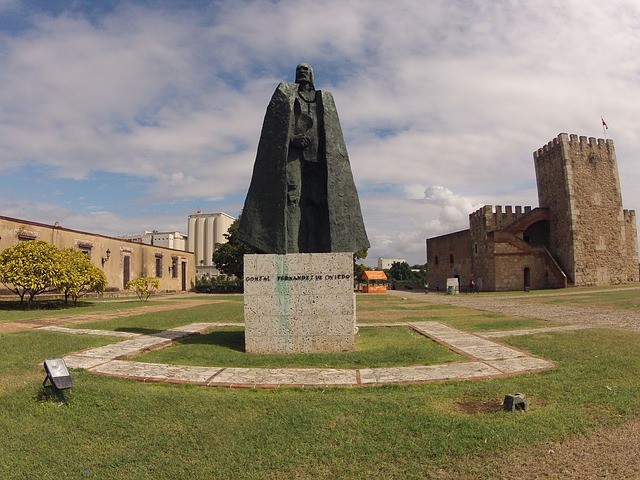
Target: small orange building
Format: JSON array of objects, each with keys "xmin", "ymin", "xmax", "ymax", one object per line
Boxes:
[{"xmin": 360, "ymin": 270, "xmax": 388, "ymax": 293}]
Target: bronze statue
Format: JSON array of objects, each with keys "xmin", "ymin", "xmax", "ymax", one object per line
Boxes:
[{"xmin": 237, "ymin": 63, "xmax": 369, "ymax": 254}]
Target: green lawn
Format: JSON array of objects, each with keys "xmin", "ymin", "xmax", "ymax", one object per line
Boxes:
[
  {"xmin": 0, "ymin": 290, "xmax": 639, "ymax": 479},
  {"xmin": 134, "ymin": 326, "xmax": 463, "ymax": 368},
  {"xmin": 515, "ymin": 285, "xmax": 640, "ymax": 309},
  {"xmin": 356, "ymin": 294, "xmax": 559, "ymax": 331},
  {"xmin": 73, "ymin": 298, "xmax": 244, "ymax": 333},
  {"xmin": 0, "ymin": 293, "xmax": 243, "ymax": 323},
  {"xmin": 0, "ymin": 297, "xmax": 168, "ymax": 322}
]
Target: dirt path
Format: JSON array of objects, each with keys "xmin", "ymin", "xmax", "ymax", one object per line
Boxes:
[
  {"xmin": 437, "ymin": 417, "xmax": 640, "ymax": 479},
  {"xmin": 389, "ymin": 288, "xmax": 640, "ymax": 331},
  {"xmin": 0, "ymin": 297, "xmax": 226, "ymax": 333}
]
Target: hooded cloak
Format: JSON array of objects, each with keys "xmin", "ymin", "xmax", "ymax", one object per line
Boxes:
[{"xmin": 237, "ymin": 81, "xmax": 370, "ymax": 254}]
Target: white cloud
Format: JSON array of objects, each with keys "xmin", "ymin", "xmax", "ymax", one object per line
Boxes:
[{"xmin": 0, "ymin": 0, "xmax": 639, "ymax": 265}]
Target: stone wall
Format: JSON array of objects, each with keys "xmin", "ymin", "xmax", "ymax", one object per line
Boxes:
[
  {"xmin": 426, "ymin": 133, "xmax": 637, "ymax": 291},
  {"xmin": 624, "ymin": 210, "xmax": 639, "ymax": 282},
  {"xmin": 0, "ymin": 215, "xmax": 195, "ymax": 292},
  {"xmin": 493, "ymin": 247, "xmax": 548, "ymax": 291},
  {"xmin": 534, "ymin": 133, "xmax": 637, "ymax": 286},
  {"xmin": 426, "ymin": 230, "xmax": 472, "ymax": 291},
  {"xmin": 533, "ymin": 134, "xmax": 576, "ymax": 278}
]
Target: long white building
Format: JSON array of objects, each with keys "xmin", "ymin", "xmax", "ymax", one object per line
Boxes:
[
  {"xmin": 120, "ymin": 231, "xmax": 187, "ymax": 251},
  {"xmin": 377, "ymin": 257, "xmax": 406, "ymax": 270},
  {"xmin": 187, "ymin": 211, "xmax": 235, "ymax": 278}
]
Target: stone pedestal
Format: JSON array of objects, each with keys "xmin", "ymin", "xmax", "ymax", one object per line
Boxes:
[{"xmin": 243, "ymin": 252, "xmax": 356, "ymax": 354}]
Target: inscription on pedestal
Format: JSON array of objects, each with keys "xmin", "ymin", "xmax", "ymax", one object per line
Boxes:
[{"xmin": 244, "ymin": 252, "xmax": 356, "ymax": 354}]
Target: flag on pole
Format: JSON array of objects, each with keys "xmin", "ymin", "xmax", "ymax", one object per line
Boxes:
[{"xmin": 601, "ymin": 117, "xmax": 608, "ymax": 129}]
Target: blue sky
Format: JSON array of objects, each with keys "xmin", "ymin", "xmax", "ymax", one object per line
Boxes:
[{"xmin": 0, "ymin": 0, "xmax": 639, "ymax": 265}]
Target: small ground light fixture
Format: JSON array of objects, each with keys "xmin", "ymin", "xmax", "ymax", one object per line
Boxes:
[
  {"xmin": 43, "ymin": 358, "xmax": 73, "ymax": 390},
  {"xmin": 502, "ymin": 393, "xmax": 528, "ymax": 412}
]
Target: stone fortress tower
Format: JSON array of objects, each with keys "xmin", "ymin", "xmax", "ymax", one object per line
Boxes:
[
  {"xmin": 534, "ymin": 133, "xmax": 638, "ymax": 285},
  {"xmin": 427, "ymin": 133, "xmax": 638, "ymax": 291}
]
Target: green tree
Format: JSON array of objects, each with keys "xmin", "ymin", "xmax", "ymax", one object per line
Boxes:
[
  {"xmin": 0, "ymin": 240, "xmax": 63, "ymax": 305},
  {"xmin": 353, "ymin": 248, "xmax": 369, "ymax": 280},
  {"xmin": 212, "ymin": 217, "xmax": 369, "ymax": 281},
  {"xmin": 212, "ymin": 217, "xmax": 255, "ymax": 278},
  {"xmin": 388, "ymin": 261, "xmax": 413, "ymax": 281},
  {"xmin": 125, "ymin": 277, "xmax": 160, "ymax": 301},
  {"xmin": 58, "ymin": 248, "xmax": 107, "ymax": 305},
  {"xmin": 410, "ymin": 264, "xmax": 427, "ymax": 285}
]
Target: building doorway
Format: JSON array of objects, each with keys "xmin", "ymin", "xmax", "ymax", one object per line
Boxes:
[
  {"xmin": 524, "ymin": 267, "xmax": 531, "ymax": 290},
  {"xmin": 123, "ymin": 255, "xmax": 131, "ymax": 288},
  {"xmin": 181, "ymin": 261, "xmax": 187, "ymax": 291}
]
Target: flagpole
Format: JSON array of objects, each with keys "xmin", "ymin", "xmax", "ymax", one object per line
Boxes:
[{"xmin": 601, "ymin": 117, "xmax": 608, "ymax": 140}]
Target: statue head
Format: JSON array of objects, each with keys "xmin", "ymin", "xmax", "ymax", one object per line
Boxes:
[{"xmin": 295, "ymin": 63, "xmax": 314, "ymax": 87}]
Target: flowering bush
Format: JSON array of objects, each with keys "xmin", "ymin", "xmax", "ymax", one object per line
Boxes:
[{"xmin": 125, "ymin": 276, "xmax": 160, "ymax": 301}]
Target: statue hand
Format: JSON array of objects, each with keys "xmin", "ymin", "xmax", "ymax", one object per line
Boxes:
[{"xmin": 291, "ymin": 135, "xmax": 311, "ymax": 149}]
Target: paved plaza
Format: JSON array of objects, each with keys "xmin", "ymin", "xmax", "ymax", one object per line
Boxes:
[
  {"xmin": 39, "ymin": 318, "xmax": 576, "ymax": 388},
  {"xmin": 31, "ymin": 287, "xmax": 640, "ymax": 389}
]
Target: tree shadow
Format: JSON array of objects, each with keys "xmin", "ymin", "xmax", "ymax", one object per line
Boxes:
[
  {"xmin": 174, "ymin": 330, "xmax": 245, "ymax": 352},
  {"xmin": 115, "ymin": 327, "xmax": 165, "ymax": 335},
  {"xmin": 0, "ymin": 299, "xmax": 95, "ymax": 311},
  {"xmin": 113, "ymin": 327, "xmax": 247, "ymax": 353}
]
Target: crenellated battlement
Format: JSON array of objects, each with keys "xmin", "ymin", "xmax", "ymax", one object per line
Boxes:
[
  {"xmin": 470, "ymin": 204, "xmax": 532, "ymax": 232},
  {"xmin": 533, "ymin": 133, "xmax": 614, "ymax": 160},
  {"xmin": 533, "ymin": 134, "xmax": 563, "ymax": 159},
  {"xmin": 429, "ymin": 132, "xmax": 638, "ymax": 290}
]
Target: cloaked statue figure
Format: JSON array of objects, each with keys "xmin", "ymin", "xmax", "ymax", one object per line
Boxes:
[{"xmin": 237, "ymin": 63, "xmax": 370, "ymax": 254}]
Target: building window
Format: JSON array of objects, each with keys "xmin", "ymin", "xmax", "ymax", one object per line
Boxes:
[
  {"xmin": 16, "ymin": 228, "xmax": 38, "ymax": 241},
  {"xmin": 171, "ymin": 257, "xmax": 179, "ymax": 278},
  {"xmin": 474, "ymin": 243, "xmax": 478, "ymax": 255},
  {"xmin": 434, "ymin": 256, "xmax": 439, "ymax": 266},
  {"xmin": 449, "ymin": 254, "xmax": 454, "ymax": 264},
  {"xmin": 77, "ymin": 241, "xmax": 93, "ymax": 256},
  {"xmin": 155, "ymin": 255, "xmax": 163, "ymax": 278}
]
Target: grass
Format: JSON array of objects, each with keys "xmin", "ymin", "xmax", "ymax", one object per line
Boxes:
[
  {"xmin": 0, "ymin": 330, "xmax": 118, "ymax": 395},
  {"xmin": 515, "ymin": 285, "xmax": 640, "ymax": 310},
  {"xmin": 0, "ymin": 293, "xmax": 242, "ymax": 323},
  {"xmin": 73, "ymin": 298, "xmax": 244, "ymax": 334},
  {"xmin": 356, "ymin": 294, "xmax": 559, "ymax": 331},
  {"xmin": 134, "ymin": 326, "xmax": 463, "ymax": 368},
  {"xmin": 0, "ymin": 289, "xmax": 639, "ymax": 478},
  {"xmin": 0, "ymin": 297, "xmax": 168, "ymax": 322}
]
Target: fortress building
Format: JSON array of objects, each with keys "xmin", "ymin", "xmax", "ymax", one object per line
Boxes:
[{"xmin": 426, "ymin": 133, "xmax": 639, "ymax": 291}]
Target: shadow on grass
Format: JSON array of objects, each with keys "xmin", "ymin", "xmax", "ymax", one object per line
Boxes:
[
  {"xmin": 34, "ymin": 386, "xmax": 71, "ymax": 406},
  {"xmin": 174, "ymin": 330, "xmax": 245, "ymax": 352},
  {"xmin": 0, "ymin": 299, "xmax": 95, "ymax": 311},
  {"xmin": 113, "ymin": 327, "xmax": 247, "ymax": 353}
]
